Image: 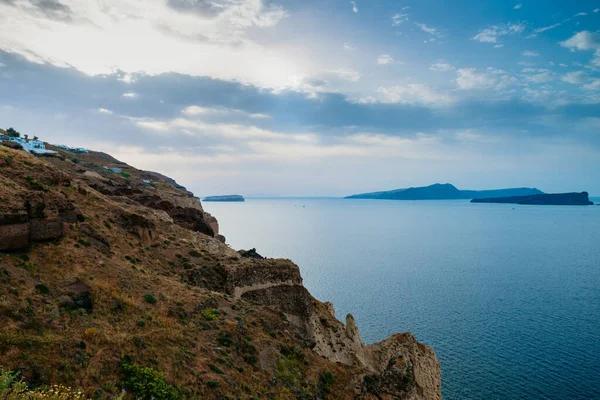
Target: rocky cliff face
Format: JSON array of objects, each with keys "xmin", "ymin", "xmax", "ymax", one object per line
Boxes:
[{"xmin": 0, "ymin": 144, "xmax": 441, "ymax": 399}]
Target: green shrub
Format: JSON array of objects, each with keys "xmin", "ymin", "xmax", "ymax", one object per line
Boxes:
[
  {"xmin": 120, "ymin": 362, "xmax": 181, "ymax": 400},
  {"xmin": 209, "ymin": 364, "xmax": 224, "ymax": 375},
  {"xmin": 207, "ymin": 380, "xmax": 218, "ymax": 389},
  {"xmin": 143, "ymin": 293, "xmax": 157, "ymax": 305},
  {"xmin": 35, "ymin": 283, "xmax": 50, "ymax": 295},
  {"xmin": 25, "ymin": 176, "xmax": 47, "ymax": 191},
  {"xmin": 217, "ymin": 331, "xmax": 232, "ymax": 347},
  {"xmin": 201, "ymin": 309, "xmax": 219, "ymax": 321}
]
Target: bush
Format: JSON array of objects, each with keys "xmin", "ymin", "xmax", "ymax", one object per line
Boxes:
[
  {"xmin": 143, "ymin": 293, "xmax": 157, "ymax": 305},
  {"xmin": 209, "ymin": 364, "xmax": 224, "ymax": 375},
  {"xmin": 35, "ymin": 283, "xmax": 50, "ymax": 295},
  {"xmin": 201, "ymin": 309, "xmax": 219, "ymax": 321},
  {"xmin": 6, "ymin": 127, "xmax": 20, "ymax": 138},
  {"xmin": 0, "ymin": 367, "xmax": 88, "ymax": 399},
  {"xmin": 120, "ymin": 362, "xmax": 181, "ymax": 400}
]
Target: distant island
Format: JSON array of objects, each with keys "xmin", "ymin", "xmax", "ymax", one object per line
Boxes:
[
  {"xmin": 471, "ymin": 192, "xmax": 594, "ymax": 206},
  {"xmin": 346, "ymin": 183, "xmax": 543, "ymax": 200},
  {"xmin": 203, "ymin": 195, "xmax": 245, "ymax": 202}
]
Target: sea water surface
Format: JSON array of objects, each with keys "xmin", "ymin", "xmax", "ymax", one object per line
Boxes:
[{"xmin": 203, "ymin": 198, "xmax": 600, "ymax": 400}]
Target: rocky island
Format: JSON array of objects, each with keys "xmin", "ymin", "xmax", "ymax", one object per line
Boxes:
[
  {"xmin": 203, "ymin": 195, "xmax": 245, "ymax": 202},
  {"xmin": 471, "ymin": 192, "xmax": 594, "ymax": 205},
  {"xmin": 0, "ymin": 142, "xmax": 441, "ymax": 399},
  {"xmin": 346, "ymin": 183, "xmax": 542, "ymax": 200}
]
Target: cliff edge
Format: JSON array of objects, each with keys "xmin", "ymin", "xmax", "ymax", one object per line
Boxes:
[{"xmin": 0, "ymin": 144, "xmax": 441, "ymax": 399}]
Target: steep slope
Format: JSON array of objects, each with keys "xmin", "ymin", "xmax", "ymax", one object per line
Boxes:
[
  {"xmin": 346, "ymin": 183, "xmax": 542, "ymax": 200},
  {"xmin": 0, "ymin": 144, "xmax": 441, "ymax": 399}
]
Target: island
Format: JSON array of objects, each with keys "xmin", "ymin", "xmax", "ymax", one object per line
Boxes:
[
  {"xmin": 471, "ymin": 192, "xmax": 594, "ymax": 205},
  {"xmin": 203, "ymin": 194, "xmax": 245, "ymax": 202},
  {"xmin": 346, "ymin": 183, "xmax": 543, "ymax": 200}
]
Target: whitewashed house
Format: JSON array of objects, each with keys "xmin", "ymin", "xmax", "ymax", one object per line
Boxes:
[{"xmin": 1, "ymin": 137, "xmax": 57, "ymax": 154}]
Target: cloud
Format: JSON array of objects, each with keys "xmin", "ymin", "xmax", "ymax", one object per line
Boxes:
[
  {"xmin": 377, "ymin": 54, "xmax": 394, "ymax": 65},
  {"xmin": 97, "ymin": 108, "xmax": 113, "ymax": 114},
  {"xmin": 494, "ymin": 44, "xmax": 504, "ymax": 48},
  {"xmin": 2, "ymin": 0, "xmax": 73, "ymax": 21},
  {"xmin": 522, "ymin": 50, "xmax": 540, "ymax": 57},
  {"xmin": 561, "ymin": 71, "xmax": 587, "ymax": 84},
  {"xmin": 182, "ymin": 105, "xmax": 269, "ymax": 119},
  {"xmin": 514, "ymin": 4, "xmax": 522, "ymax": 9},
  {"xmin": 343, "ymin": 43, "xmax": 355, "ymax": 51},
  {"xmin": 595, "ymin": 8, "xmax": 599, "ymax": 13},
  {"xmin": 534, "ymin": 23, "xmax": 562, "ymax": 34},
  {"xmin": 329, "ymin": 68, "xmax": 361, "ymax": 82},
  {"xmin": 0, "ymin": 0, "xmax": 306, "ymax": 90},
  {"xmin": 560, "ymin": 31, "xmax": 600, "ymax": 67},
  {"xmin": 392, "ymin": 12, "xmax": 409, "ymax": 26},
  {"xmin": 527, "ymin": 72, "xmax": 553, "ymax": 84},
  {"xmin": 415, "ymin": 22, "xmax": 437, "ymax": 35},
  {"xmin": 122, "ymin": 92, "xmax": 137, "ymax": 98},
  {"xmin": 583, "ymin": 79, "xmax": 600, "ymax": 90},
  {"xmin": 350, "ymin": 1, "xmax": 358, "ymax": 13},
  {"xmin": 456, "ymin": 68, "xmax": 516, "ymax": 90},
  {"xmin": 430, "ymin": 62, "xmax": 455, "ymax": 72},
  {"xmin": 375, "ymin": 84, "xmax": 453, "ymax": 106},
  {"xmin": 560, "ymin": 31, "xmax": 600, "ymax": 52},
  {"xmin": 473, "ymin": 23, "xmax": 525, "ymax": 43}
]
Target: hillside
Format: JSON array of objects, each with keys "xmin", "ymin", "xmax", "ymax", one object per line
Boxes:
[
  {"xmin": 346, "ymin": 183, "xmax": 543, "ymax": 200},
  {"xmin": 0, "ymin": 143, "xmax": 441, "ymax": 399}
]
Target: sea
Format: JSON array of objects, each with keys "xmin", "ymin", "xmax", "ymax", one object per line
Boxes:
[{"xmin": 203, "ymin": 198, "xmax": 600, "ymax": 400}]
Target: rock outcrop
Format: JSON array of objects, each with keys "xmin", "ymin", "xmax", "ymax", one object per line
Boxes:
[
  {"xmin": 471, "ymin": 191, "xmax": 594, "ymax": 205},
  {"xmin": 0, "ymin": 144, "xmax": 441, "ymax": 399}
]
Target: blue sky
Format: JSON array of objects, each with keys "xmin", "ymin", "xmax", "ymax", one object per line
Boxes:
[{"xmin": 0, "ymin": 0, "xmax": 599, "ymax": 196}]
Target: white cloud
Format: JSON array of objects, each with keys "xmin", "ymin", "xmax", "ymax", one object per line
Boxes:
[
  {"xmin": 392, "ymin": 12, "xmax": 409, "ymax": 26},
  {"xmin": 97, "ymin": 108, "xmax": 113, "ymax": 114},
  {"xmin": 522, "ymin": 50, "xmax": 540, "ymax": 57},
  {"xmin": 527, "ymin": 72, "xmax": 553, "ymax": 83},
  {"xmin": 182, "ymin": 106, "xmax": 269, "ymax": 119},
  {"xmin": 377, "ymin": 54, "xmax": 394, "ymax": 65},
  {"xmin": 560, "ymin": 31, "xmax": 600, "ymax": 67},
  {"xmin": 330, "ymin": 68, "xmax": 361, "ymax": 82},
  {"xmin": 560, "ymin": 31, "xmax": 600, "ymax": 52},
  {"xmin": 514, "ymin": 4, "xmax": 522, "ymax": 9},
  {"xmin": 430, "ymin": 62, "xmax": 455, "ymax": 72},
  {"xmin": 473, "ymin": 23, "xmax": 525, "ymax": 43},
  {"xmin": 456, "ymin": 68, "xmax": 516, "ymax": 90},
  {"xmin": 494, "ymin": 44, "xmax": 504, "ymax": 48},
  {"xmin": 594, "ymin": 8, "xmax": 599, "ymax": 13},
  {"xmin": 534, "ymin": 23, "xmax": 562, "ymax": 34},
  {"xmin": 0, "ymin": 0, "xmax": 316, "ymax": 90},
  {"xmin": 0, "ymin": 62, "xmax": 5, "ymax": 67},
  {"xmin": 583, "ymin": 79, "xmax": 600, "ymax": 90},
  {"xmin": 415, "ymin": 23, "xmax": 438, "ymax": 35},
  {"xmin": 122, "ymin": 92, "xmax": 137, "ymax": 98},
  {"xmin": 350, "ymin": 1, "xmax": 358, "ymax": 13},
  {"xmin": 343, "ymin": 43, "xmax": 356, "ymax": 51},
  {"xmin": 561, "ymin": 71, "xmax": 587, "ymax": 84},
  {"xmin": 134, "ymin": 116, "xmax": 315, "ymax": 143},
  {"xmin": 375, "ymin": 84, "xmax": 453, "ymax": 106}
]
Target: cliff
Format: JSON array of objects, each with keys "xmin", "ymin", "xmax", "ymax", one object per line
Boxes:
[
  {"xmin": 203, "ymin": 195, "xmax": 245, "ymax": 202},
  {"xmin": 471, "ymin": 192, "xmax": 594, "ymax": 205},
  {"xmin": 0, "ymin": 144, "xmax": 441, "ymax": 399},
  {"xmin": 346, "ymin": 183, "xmax": 543, "ymax": 200}
]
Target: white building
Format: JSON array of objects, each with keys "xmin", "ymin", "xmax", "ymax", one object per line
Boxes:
[{"xmin": 1, "ymin": 137, "xmax": 57, "ymax": 154}]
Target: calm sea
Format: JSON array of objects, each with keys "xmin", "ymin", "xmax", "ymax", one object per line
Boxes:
[{"xmin": 203, "ymin": 198, "xmax": 600, "ymax": 400}]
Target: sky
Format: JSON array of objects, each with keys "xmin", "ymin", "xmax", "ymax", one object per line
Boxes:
[{"xmin": 0, "ymin": 0, "xmax": 599, "ymax": 196}]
